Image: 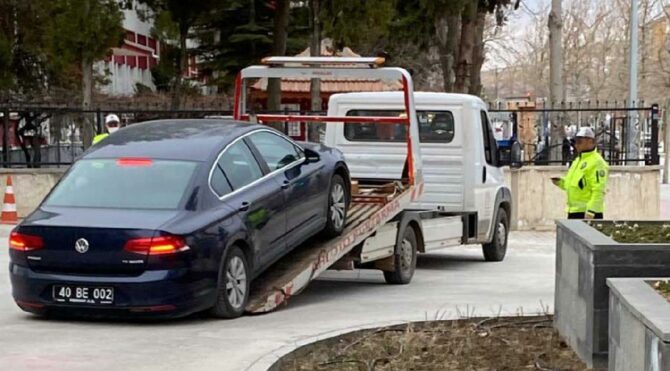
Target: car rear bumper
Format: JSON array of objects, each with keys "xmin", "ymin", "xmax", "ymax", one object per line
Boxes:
[{"xmin": 9, "ymin": 263, "xmax": 217, "ymax": 319}]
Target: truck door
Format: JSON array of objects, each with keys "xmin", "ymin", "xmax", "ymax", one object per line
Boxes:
[{"xmin": 475, "ymin": 110, "xmax": 500, "ymax": 242}]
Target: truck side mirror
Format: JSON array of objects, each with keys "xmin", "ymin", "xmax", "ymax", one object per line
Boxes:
[{"xmin": 497, "ymin": 140, "xmax": 523, "ymax": 169}]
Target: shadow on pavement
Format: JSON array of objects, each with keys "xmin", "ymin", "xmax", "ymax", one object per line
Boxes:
[{"xmin": 417, "ymin": 253, "xmax": 484, "ymax": 271}]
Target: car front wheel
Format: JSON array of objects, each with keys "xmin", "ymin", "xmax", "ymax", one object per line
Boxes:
[
  {"xmin": 210, "ymin": 245, "xmax": 249, "ymax": 318},
  {"xmin": 322, "ymin": 174, "xmax": 348, "ymax": 237}
]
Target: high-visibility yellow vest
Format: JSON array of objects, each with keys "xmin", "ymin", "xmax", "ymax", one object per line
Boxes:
[
  {"xmin": 558, "ymin": 149, "xmax": 609, "ymax": 213},
  {"xmin": 92, "ymin": 133, "xmax": 108, "ymax": 145}
]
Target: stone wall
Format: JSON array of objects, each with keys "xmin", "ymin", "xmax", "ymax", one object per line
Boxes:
[
  {"xmin": 506, "ymin": 166, "xmax": 661, "ymax": 230},
  {"xmin": 0, "ymin": 168, "xmax": 66, "ymax": 218},
  {"xmin": 608, "ymin": 278, "xmax": 670, "ymax": 371},
  {"xmin": 0, "ymin": 165, "xmax": 662, "ymax": 226},
  {"xmin": 555, "ymin": 220, "xmax": 670, "ymax": 369}
]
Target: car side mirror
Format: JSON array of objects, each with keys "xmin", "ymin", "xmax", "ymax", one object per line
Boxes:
[{"xmin": 304, "ymin": 148, "xmax": 320, "ymax": 163}]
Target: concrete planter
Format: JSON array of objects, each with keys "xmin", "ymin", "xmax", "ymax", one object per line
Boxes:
[
  {"xmin": 554, "ymin": 220, "xmax": 670, "ymax": 368},
  {"xmin": 608, "ymin": 278, "xmax": 670, "ymax": 371}
]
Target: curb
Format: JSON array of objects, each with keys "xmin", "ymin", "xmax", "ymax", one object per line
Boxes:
[
  {"xmin": 244, "ymin": 307, "xmax": 553, "ymax": 371},
  {"xmin": 244, "ymin": 320, "xmax": 409, "ymax": 371}
]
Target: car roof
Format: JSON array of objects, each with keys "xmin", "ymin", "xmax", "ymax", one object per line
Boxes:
[
  {"xmin": 329, "ymin": 91, "xmax": 486, "ymax": 107},
  {"xmin": 84, "ymin": 119, "xmax": 263, "ymax": 161}
]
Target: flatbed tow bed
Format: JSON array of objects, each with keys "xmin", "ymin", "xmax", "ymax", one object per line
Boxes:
[
  {"xmin": 235, "ymin": 57, "xmax": 426, "ymax": 314},
  {"xmin": 247, "ymin": 181, "xmax": 420, "ymax": 313}
]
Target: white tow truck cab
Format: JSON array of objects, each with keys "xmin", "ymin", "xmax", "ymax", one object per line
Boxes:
[
  {"xmin": 234, "ymin": 57, "xmax": 512, "ymax": 314},
  {"xmin": 325, "ymin": 92, "xmax": 512, "ymax": 261}
]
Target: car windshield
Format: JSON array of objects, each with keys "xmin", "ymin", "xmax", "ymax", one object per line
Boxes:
[{"xmin": 44, "ymin": 159, "xmax": 199, "ymax": 210}]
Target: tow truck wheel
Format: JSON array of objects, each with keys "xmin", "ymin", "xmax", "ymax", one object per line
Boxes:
[
  {"xmin": 210, "ymin": 245, "xmax": 249, "ymax": 318},
  {"xmin": 482, "ymin": 208, "xmax": 509, "ymax": 262},
  {"xmin": 383, "ymin": 226, "xmax": 417, "ymax": 285}
]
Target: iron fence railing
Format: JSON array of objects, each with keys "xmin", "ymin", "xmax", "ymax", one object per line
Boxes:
[{"xmin": 488, "ymin": 102, "xmax": 660, "ymax": 166}]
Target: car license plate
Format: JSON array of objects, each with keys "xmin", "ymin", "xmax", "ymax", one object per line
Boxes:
[{"xmin": 52, "ymin": 285, "xmax": 114, "ymax": 305}]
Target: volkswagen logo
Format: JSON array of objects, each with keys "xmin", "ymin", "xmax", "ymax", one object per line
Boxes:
[{"xmin": 74, "ymin": 238, "xmax": 89, "ymax": 254}]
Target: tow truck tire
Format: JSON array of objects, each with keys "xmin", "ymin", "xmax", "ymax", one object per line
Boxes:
[
  {"xmin": 383, "ymin": 226, "xmax": 417, "ymax": 285},
  {"xmin": 210, "ymin": 245, "xmax": 249, "ymax": 319},
  {"xmin": 322, "ymin": 174, "xmax": 348, "ymax": 238},
  {"xmin": 482, "ymin": 208, "xmax": 509, "ymax": 262}
]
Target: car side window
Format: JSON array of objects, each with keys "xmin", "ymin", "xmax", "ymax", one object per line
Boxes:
[
  {"xmin": 248, "ymin": 131, "xmax": 303, "ymax": 171},
  {"xmin": 217, "ymin": 141, "xmax": 264, "ymax": 190},
  {"xmin": 210, "ymin": 166, "xmax": 233, "ymax": 197}
]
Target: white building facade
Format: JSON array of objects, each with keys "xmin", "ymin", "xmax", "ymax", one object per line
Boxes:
[{"xmin": 97, "ymin": 0, "xmax": 159, "ymax": 96}]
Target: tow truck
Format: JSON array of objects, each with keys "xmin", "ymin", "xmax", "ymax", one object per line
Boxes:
[{"xmin": 234, "ymin": 57, "xmax": 512, "ymax": 314}]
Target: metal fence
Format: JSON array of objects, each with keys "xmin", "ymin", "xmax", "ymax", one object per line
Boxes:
[
  {"xmin": 0, "ymin": 105, "xmax": 233, "ymax": 168},
  {"xmin": 0, "ymin": 102, "xmax": 662, "ymax": 168},
  {"xmin": 488, "ymin": 101, "xmax": 660, "ymax": 166}
]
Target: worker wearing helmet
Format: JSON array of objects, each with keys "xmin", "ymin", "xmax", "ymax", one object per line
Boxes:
[
  {"xmin": 93, "ymin": 114, "xmax": 121, "ymax": 144},
  {"xmin": 551, "ymin": 127, "xmax": 609, "ymax": 219}
]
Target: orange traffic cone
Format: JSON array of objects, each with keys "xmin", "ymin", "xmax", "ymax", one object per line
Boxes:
[{"xmin": 1, "ymin": 176, "xmax": 17, "ymax": 224}]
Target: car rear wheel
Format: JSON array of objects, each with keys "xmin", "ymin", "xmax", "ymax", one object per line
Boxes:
[
  {"xmin": 322, "ymin": 174, "xmax": 348, "ymax": 237},
  {"xmin": 210, "ymin": 245, "xmax": 249, "ymax": 318},
  {"xmin": 482, "ymin": 208, "xmax": 509, "ymax": 262}
]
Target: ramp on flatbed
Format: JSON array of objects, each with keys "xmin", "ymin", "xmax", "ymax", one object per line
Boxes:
[{"xmin": 246, "ymin": 182, "xmax": 418, "ymax": 313}]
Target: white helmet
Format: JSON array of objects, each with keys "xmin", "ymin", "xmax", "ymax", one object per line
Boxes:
[
  {"xmin": 104, "ymin": 114, "xmax": 120, "ymax": 134},
  {"xmin": 105, "ymin": 114, "xmax": 120, "ymax": 125},
  {"xmin": 576, "ymin": 127, "xmax": 595, "ymax": 139}
]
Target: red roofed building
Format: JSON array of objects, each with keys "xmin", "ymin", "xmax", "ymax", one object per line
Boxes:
[{"xmin": 249, "ymin": 40, "xmax": 402, "ymax": 139}]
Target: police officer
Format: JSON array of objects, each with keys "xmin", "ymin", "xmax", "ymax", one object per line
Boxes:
[
  {"xmin": 93, "ymin": 114, "xmax": 121, "ymax": 144},
  {"xmin": 551, "ymin": 127, "xmax": 609, "ymax": 219}
]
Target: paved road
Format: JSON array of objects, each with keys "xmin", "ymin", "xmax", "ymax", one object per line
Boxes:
[{"xmin": 0, "ymin": 226, "xmax": 555, "ymax": 371}]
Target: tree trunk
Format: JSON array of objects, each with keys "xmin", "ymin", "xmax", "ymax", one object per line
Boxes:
[
  {"xmin": 548, "ymin": 0, "xmax": 564, "ymax": 162},
  {"xmin": 308, "ymin": 0, "xmax": 321, "ymax": 142},
  {"xmin": 81, "ymin": 58, "xmax": 94, "ymax": 149},
  {"xmin": 434, "ymin": 12, "xmax": 460, "ymax": 92},
  {"xmin": 267, "ymin": 0, "xmax": 290, "ymax": 113},
  {"xmin": 454, "ymin": 1, "xmax": 478, "ymax": 93},
  {"xmin": 469, "ymin": 10, "xmax": 486, "ymax": 96},
  {"xmin": 171, "ymin": 29, "xmax": 188, "ymax": 111},
  {"xmin": 664, "ymin": 98, "xmax": 670, "ymax": 184}
]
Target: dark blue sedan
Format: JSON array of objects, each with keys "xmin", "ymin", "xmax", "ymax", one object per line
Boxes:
[{"xmin": 9, "ymin": 120, "xmax": 350, "ymax": 318}]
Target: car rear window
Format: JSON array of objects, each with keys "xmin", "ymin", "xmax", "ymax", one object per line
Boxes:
[
  {"xmin": 344, "ymin": 110, "xmax": 455, "ymax": 143},
  {"xmin": 45, "ymin": 159, "xmax": 199, "ymax": 210}
]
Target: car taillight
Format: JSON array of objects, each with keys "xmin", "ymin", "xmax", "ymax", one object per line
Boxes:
[
  {"xmin": 124, "ymin": 235, "xmax": 189, "ymax": 255},
  {"xmin": 9, "ymin": 232, "xmax": 44, "ymax": 251}
]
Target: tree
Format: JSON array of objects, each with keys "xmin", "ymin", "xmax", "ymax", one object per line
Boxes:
[
  {"xmin": 0, "ymin": 0, "xmax": 55, "ymax": 98},
  {"xmin": 47, "ymin": 0, "xmax": 123, "ymax": 147},
  {"xmin": 139, "ymin": 0, "xmax": 225, "ymax": 109},
  {"xmin": 454, "ymin": 0, "xmax": 479, "ymax": 93},
  {"xmin": 267, "ymin": 0, "xmax": 291, "ymax": 112},
  {"xmin": 548, "ymin": 0, "xmax": 564, "ymax": 161}
]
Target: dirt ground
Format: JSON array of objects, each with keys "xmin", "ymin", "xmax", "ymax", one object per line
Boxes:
[
  {"xmin": 652, "ymin": 280, "xmax": 670, "ymax": 302},
  {"xmin": 589, "ymin": 221, "xmax": 670, "ymax": 244},
  {"xmin": 275, "ymin": 316, "xmax": 594, "ymax": 371}
]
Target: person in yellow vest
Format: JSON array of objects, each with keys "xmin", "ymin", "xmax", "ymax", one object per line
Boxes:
[
  {"xmin": 92, "ymin": 114, "xmax": 121, "ymax": 144},
  {"xmin": 551, "ymin": 127, "xmax": 609, "ymax": 219}
]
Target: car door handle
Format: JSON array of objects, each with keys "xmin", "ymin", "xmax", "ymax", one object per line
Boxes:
[
  {"xmin": 239, "ymin": 202, "xmax": 250, "ymax": 212},
  {"xmin": 482, "ymin": 167, "xmax": 487, "ymax": 183},
  {"xmin": 280, "ymin": 180, "xmax": 290, "ymax": 189}
]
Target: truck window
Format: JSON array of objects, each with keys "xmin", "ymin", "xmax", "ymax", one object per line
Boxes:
[
  {"xmin": 480, "ymin": 110, "xmax": 499, "ymax": 166},
  {"xmin": 344, "ymin": 110, "xmax": 455, "ymax": 143}
]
